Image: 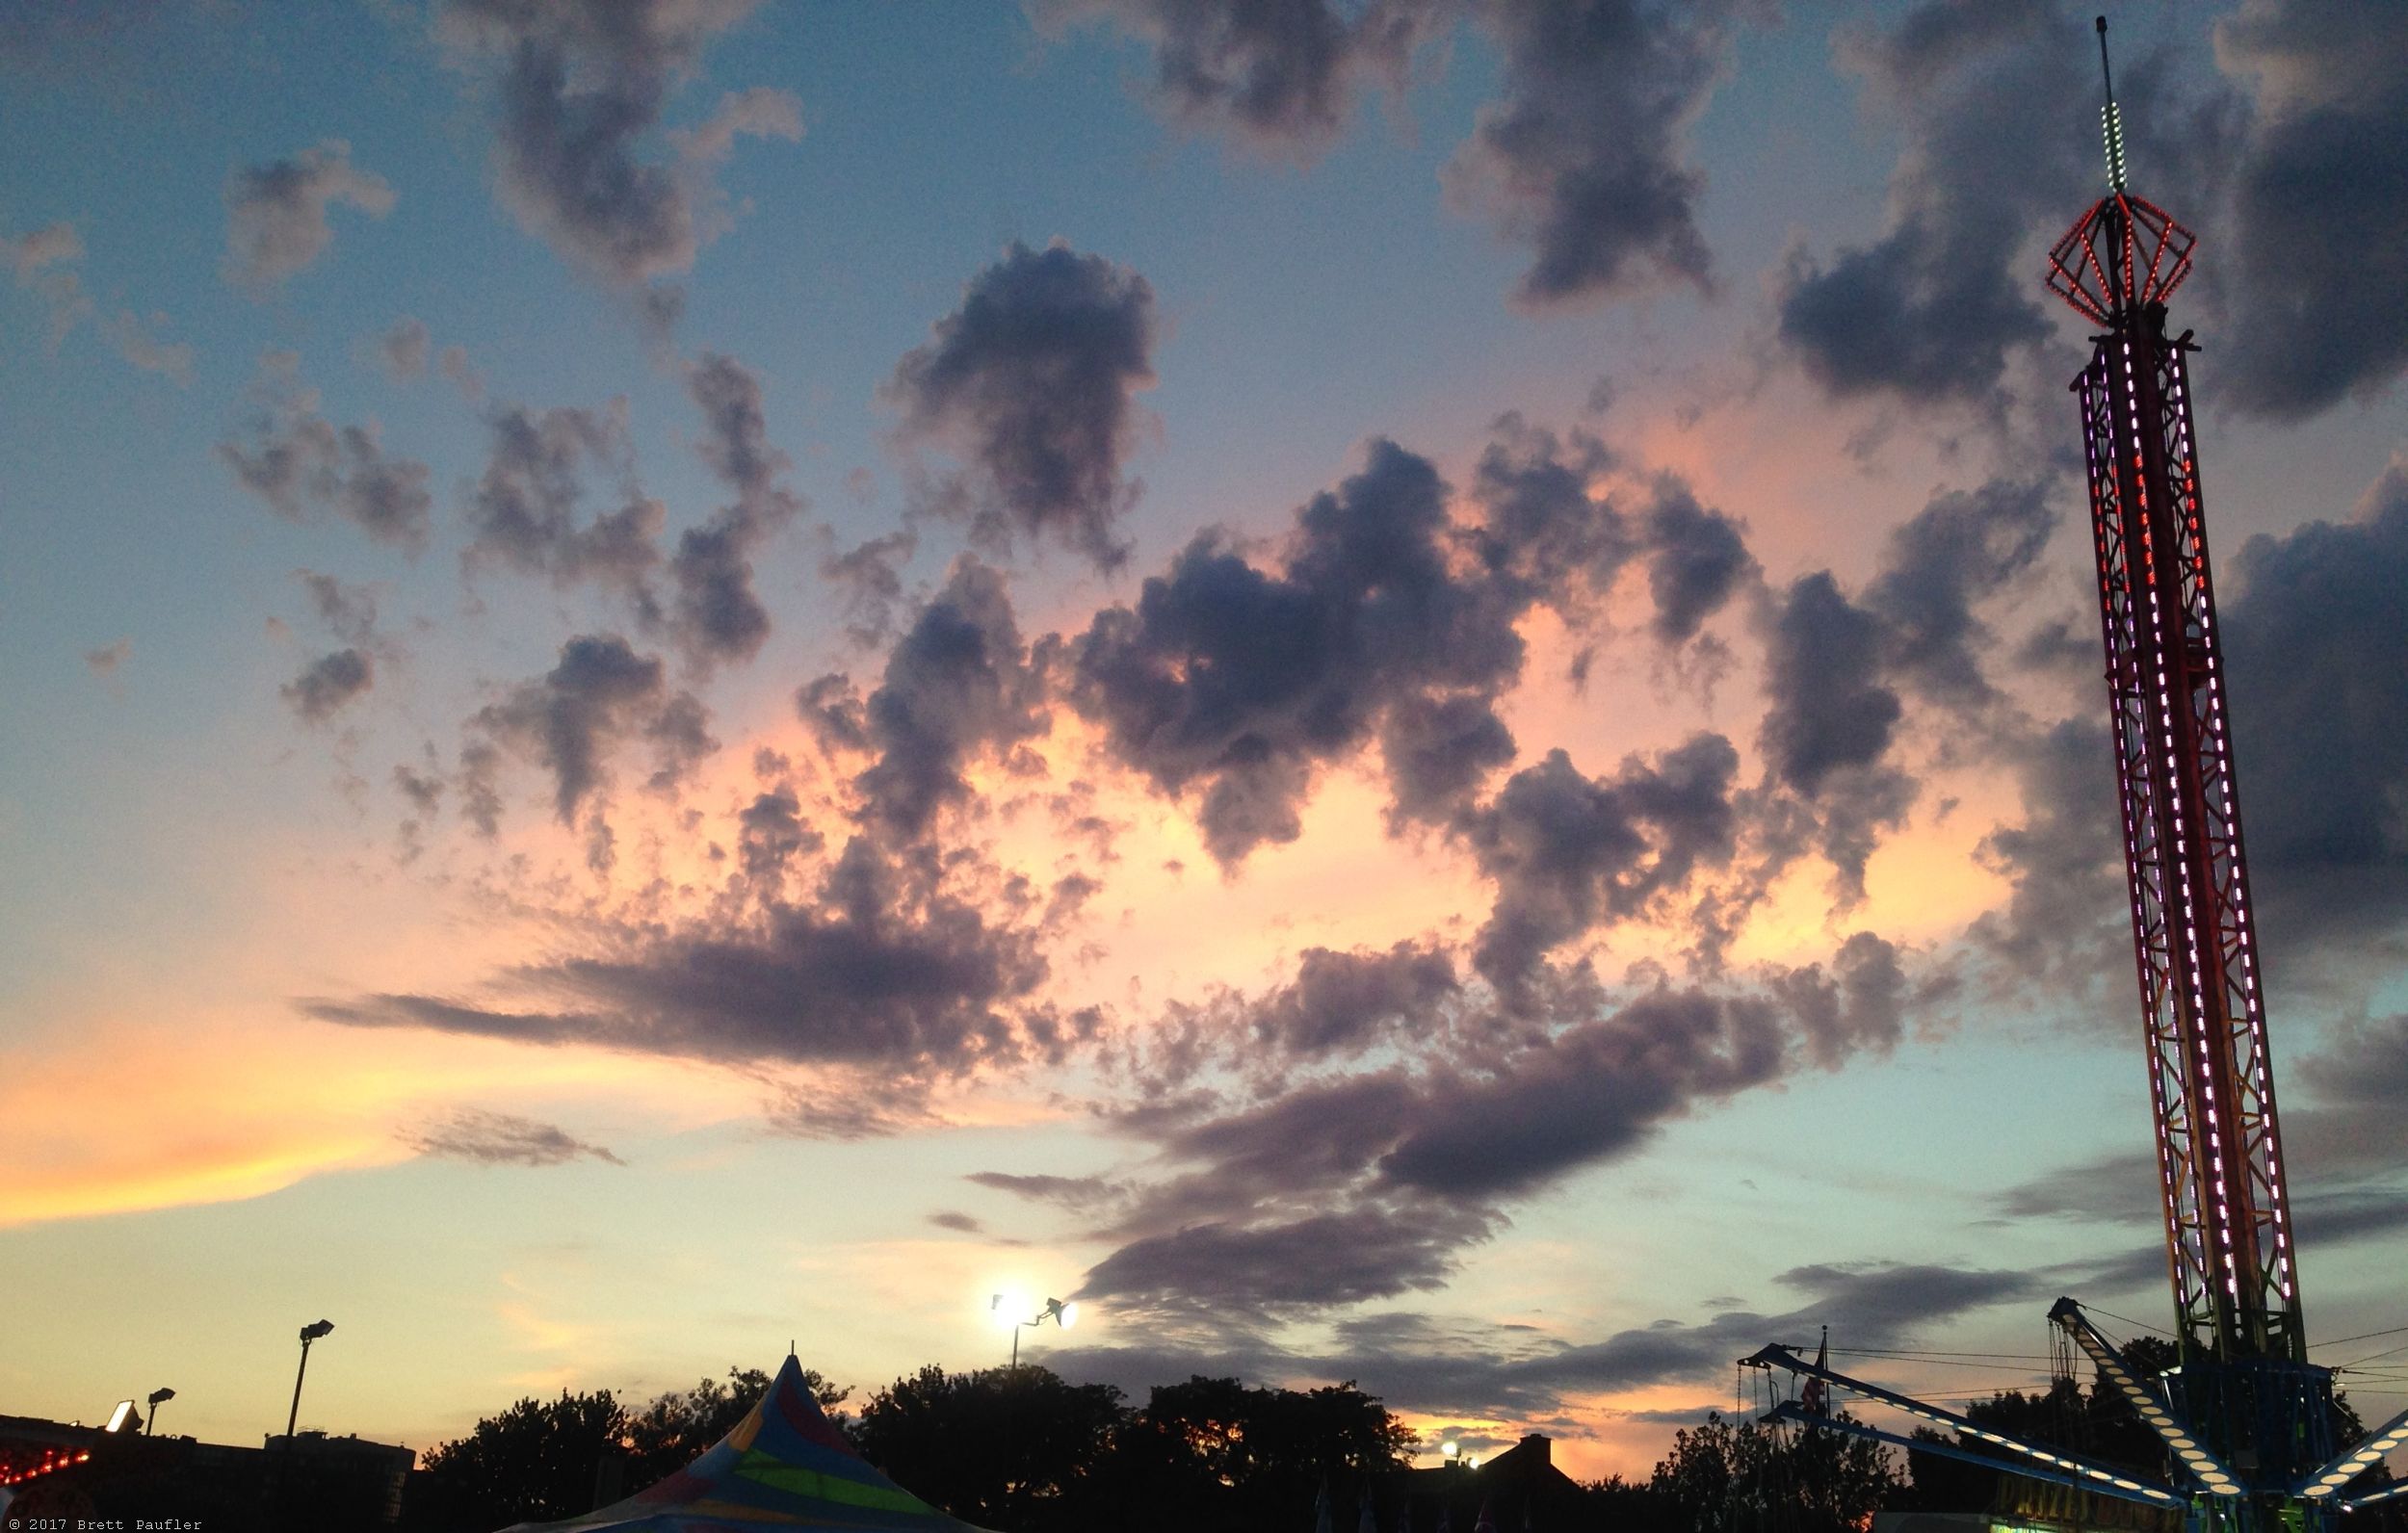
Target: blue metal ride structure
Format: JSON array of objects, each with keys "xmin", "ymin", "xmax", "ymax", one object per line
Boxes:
[{"xmin": 1741, "ymin": 20, "xmax": 2408, "ymax": 1533}]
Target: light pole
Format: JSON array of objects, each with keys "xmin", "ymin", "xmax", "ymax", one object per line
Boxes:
[
  {"xmin": 146, "ymin": 1388, "xmax": 175, "ymax": 1437},
  {"xmin": 991, "ymin": 1295, "xmax": 1078, "ymax": 1368},
  {"xmin": 286, "ymin": 1319, "xmax": 333, "ymax": 1439}
]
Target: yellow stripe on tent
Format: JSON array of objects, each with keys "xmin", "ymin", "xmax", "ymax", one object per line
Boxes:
[{"xmin": 734, "ymin": 1452, "xmax": 937, "ymax": 1514}]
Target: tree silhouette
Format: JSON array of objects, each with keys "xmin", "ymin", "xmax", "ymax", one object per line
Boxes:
[
  {"xmin": 1650, "ymin": 1411, "xmax": 1900, "ymax": 1533},
  {"xmin": 405, "ymin": 1364, "xmax": 851, "ymax": 1531},
  {"xmin": 853, "ymin": 1364, "xmax": 1125, "ymax": 1530},
  {"xmin": 1112, "ymin": 1375, "xmax": 1419, "ymax": 1531},
  {"xmin": 408, "ymin": 1389, "xmax": 630, "ymax": 1530}
]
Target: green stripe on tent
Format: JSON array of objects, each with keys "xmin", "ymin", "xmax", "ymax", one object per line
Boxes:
[{"xmin": 735, "ymin": 1450, "xmax": 937, "ymax": 1514}]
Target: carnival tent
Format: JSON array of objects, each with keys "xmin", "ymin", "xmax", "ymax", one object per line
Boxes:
[{"xmin": 500, "ymin": 1354, "xmax": 995, "ymax": 1533}]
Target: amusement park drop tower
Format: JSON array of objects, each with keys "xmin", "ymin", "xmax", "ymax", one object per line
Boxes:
[{"xmin": 1742, "ymin": 20, "xmax": 2408, "ymax": 1533}]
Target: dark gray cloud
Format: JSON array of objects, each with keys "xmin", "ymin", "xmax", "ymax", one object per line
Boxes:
[
  {"xmin": 1053, "ymin": 1258, "xmax": 2033, "ymax": 1420},
  {"xmin": 1773, "ymin": 5, "xmax": 2068, "ymax": 406},
  {"xmin": 1443, "ymin": 0, "xmax": 1740, "ymax": 306},
  {"xmin": 283, "ymin": 648, "xmax": 374, "ymax": 724},
  {"xmin": 298, "ymin": 569, "xmax": 380, "ymax": 646},
  {"xmin": 1128, "ymin": 1070, "xmax": 1422, "ymax": 1230},
  {"xmin": 795, "ymin": 673, "xmax": 870, "ymax": 756},
  {"xmin": 219, "ymin": 374, "xmax": 433, "ymax": 551},
  {"xmin": 1379, "ymin": 693, "xmax": 1518, "ymax": 828},
  {"xmin": 1993, "ymin": 1145, "xmax": 2159, "ymax": 1226},
  {"xmin": 1250, "ymin": 941, "xmax": 1458, "ymax": 1058},
  {"xmin": 2215, "ymin": 2, "xmax": 2408, "ymax": 417},
  {"xmin": 402, "ymin": 1106, "xmax": 624, "ymax": 1166},
  {"xmin": 1082, "ymin": 956, "xmax": 1909, "ymax": 1322},
  {"xmin": 2298, "ymin": 1012, "xmax": 2408, "ymax": 1120},
  {"xmin": 765, "ymin": 1084, "xmax": 935, "ymax": 1142},
  {"xmin": 306, "ymin": 835, "xmax": 1062, "ymax": 1081},
  {"xmin": 963, "ymin": 1169, "xmax": 1122, "ymax": 1208},
  {"xmin": 1032, "ymin": 0, "xmax": 1452, "ymax": 155},
  {"xmin": 1997, "ymin": 1083, "xmax": 2408, "ymax": 1257},
  {"xmin": 1467, "ymin": 413, "xmax": 1632, "ymax": 590},
  {"xmin": 458, "ymin": 370, "xmax": 799, "ymax": 671},
  {"xmin": 2221, "ymin": 455, "xmax": 2408, "ymax": 950},
  {"xmin": 1760, "ymin": 573, "xmax": 1902, "ymax": 796},
  {"xmin": 1453, "ymin": 735, "xmax": 1741, "ymax": 999},
  {"xmin": 1071, "ymin": 438, "xmax": 1528, "ymax": 863},
  {"xmin": 380, "ymin": 317, "xmax": 430, "ymax": 380},
  {"xmin": 927, "ymin": 1209, "xmax": 983, "ymax": 1234},
  {"xmin": 467, "ymin": 633, "xmax": 714, "ymax": 826},
  {"xmin": 396, "ymin": 761, "xmax": 446, "ymax": 821},
  {"xmin": 1377, "ymin": 987, "xmax": 1782, "ymax": 1198},
  {"xmin": 434, "ymin": 0, "xmax": 799, "ymax": 290},
  {"xmin": 848, "ymin": 559, "xmax": 1047, "ymax": 842},
  {"xmin": 1441, "ymin": 1260, "xmax": 2031, "ymax": 1415},
  {"xmin": 1638, "ymin": 476, "xmax": 1757, "ymax": 644},
  {"xmin": 461, "ymin": 400, "xmax": 664, "ymax": 595},
  {"xmin": 1767, "ymin": 930, "xmax": 1907, "ymax": 1069},
  {"xmin": 736, "ymin": 788, "xmax": 822, "ymax": 894},
  {"xmin": 820, "ymin": 528, "xmax": 917, "ymax": 646},
  {"xmin": 1778, "ymin": 0, "xmax": 2406, "ymax": 421},
  {"xmin": 1775, "ymin": 3, "xmax": 2234, "ymax": 408},
  {"xmin": 669, "ymin": 352, "xmax": 804, "ymax": 669},
  {"xmin": 2291, "ymin": 1186, "xmax": 2408, "ymax": 1248},
  {"xmin": 1076, "ymin": 1203, "xmax": 1496, "ymax": 1320},
  {"xmin": 1968, "ymin": 715, "xmax": 2122, "ymax": 991},
  {"xmin": 1863, "ymin": 478, "xmax": 2055, "ymax": 709},
  {"xmin": 1467, "ymin": 416, "xmax": 1757, "ymax": 651},
  {"xmin": 887, "ymin": 241, "xmax": 1158, "ymax": 571},
  {"xmin": 1988, "ymin": 454, "xmax": 2408, "ymax": 994},
  {"xmin": 222, "ymin": 140, "xmax": 394, "ymax": 290},
  {"xmin": 1041, "ymin": 1, "xmax": 1736, "ymax": 307},
  {"xmin": 966, "ymin": 1171, "xmax": 1126, "ymax": 1212},
  {"xmin": 1752, "ymin": 477, "xmax": 2056, "ymax": 905},
  {"xmin": 1073, "ymin": 425, "xmax": 1759, "ymax": 867}
]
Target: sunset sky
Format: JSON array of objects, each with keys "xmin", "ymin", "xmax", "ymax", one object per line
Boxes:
[{"xmin": 5, "ymin": 0, "xmax": 2407, "ymax": 1482}]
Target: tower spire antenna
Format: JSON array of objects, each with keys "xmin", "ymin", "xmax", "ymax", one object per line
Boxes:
[{"xmin": 2096, "ymin": 16, "xmax": 2128, "ymax": 191}]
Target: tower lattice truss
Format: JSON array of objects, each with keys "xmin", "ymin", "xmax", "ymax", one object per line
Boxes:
[{"xmin": 1737, "ymin": 39, "xmax": 2408, "ymax": 1533}]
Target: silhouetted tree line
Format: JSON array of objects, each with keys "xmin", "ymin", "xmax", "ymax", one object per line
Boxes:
[
  {"xmin": 400, "ymin": 1364, "xmax": 1415, "ymax": 1533},
  {"xmin": 398, "ymin": 1340, "xmax": 2408, "ymax": 1533},
  {"xmin": 403, "ymin": 1364, "xmax": 848, "ymax": 1529},
  {"xmin": 1578, "ymin": 1412, "xmax": 1899, "ymax": 1533}
]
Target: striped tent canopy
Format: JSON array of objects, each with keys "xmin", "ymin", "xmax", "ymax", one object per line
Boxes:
[{"xmin": 500, "ymin": 1355, "xmax": 995, "ymax": 1533}]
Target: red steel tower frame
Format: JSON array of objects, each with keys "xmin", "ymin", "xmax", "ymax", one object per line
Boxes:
[
  {"xmin": 2051, "ymin": 188, "xmax": 2305, "ymax": 1365},
  {"xmin": 1739, "ymin": 23, "xmax": 2408, "ymax": 1533}
]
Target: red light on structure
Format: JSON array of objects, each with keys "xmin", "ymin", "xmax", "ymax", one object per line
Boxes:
[{"xmin": 2047, "ymin": 193, "xmax": 2195, "ymax": 325}]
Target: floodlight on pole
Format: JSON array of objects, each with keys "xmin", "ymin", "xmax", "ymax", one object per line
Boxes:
[
  {"xmin": 146, "ymin": 1388, "xmax": 175, "ymax": 1437},
  {"xmin": 287, "ymin": 1319, "xmax": 334, "ymax": 1439},
  {"xmin": 1002, "ymin": 1296, "xmax": 1080, "ymax": 1368}
]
